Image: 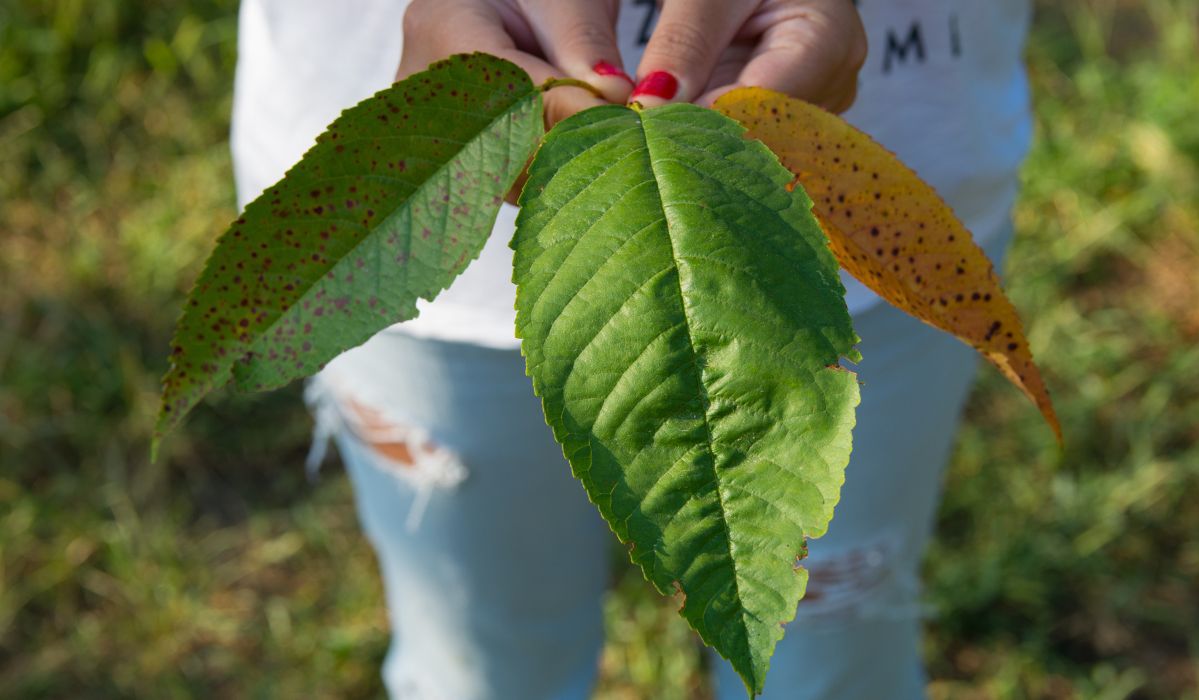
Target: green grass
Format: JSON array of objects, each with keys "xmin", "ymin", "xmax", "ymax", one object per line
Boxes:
[
  {"xmin": 923, "ymin": 3, "xmax": 1199, "ymax": 697},
  {"xmin": 2, "ymin": 0, "xmax": 1197, "ymax": 697}
]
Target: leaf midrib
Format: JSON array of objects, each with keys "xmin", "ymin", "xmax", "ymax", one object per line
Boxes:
[{"xmin": 634, "ymin": 109, "xmax": 758, "ymax": 687}]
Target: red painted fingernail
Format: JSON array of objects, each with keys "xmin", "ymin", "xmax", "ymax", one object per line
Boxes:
[
  {"xmin": 593, "ymin": 60, "xmax": 634, "ymax": 84},
  {"xmin": 631, "ymin": 71, "xmax": 679, "ymax": 100}
]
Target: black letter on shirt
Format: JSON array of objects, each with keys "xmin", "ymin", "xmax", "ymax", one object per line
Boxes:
[
  {"xmin": 633, "ymin": 0, "xmax": 657, "ymax": 46},
  {"xmin": 949, "ymin": 14, "xmax": 962, "ymax": 57},
  {"xmin": 882, "ymin": 22, "xmax": 926, "ymax": 74}
]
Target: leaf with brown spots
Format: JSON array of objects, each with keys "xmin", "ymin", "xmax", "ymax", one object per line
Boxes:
[
  {"xmin": 715, "ymin": 87, "xmax": 1060, "ymax": 441},
  {"xmin": 154, "ymin": 53, "xmax": 544, "ymax": 455}
]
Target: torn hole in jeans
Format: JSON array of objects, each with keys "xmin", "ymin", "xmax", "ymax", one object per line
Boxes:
[
  {"xmin": 305, "ymin": 375, "xmax": 467, "ymax": 531},
  {"xmin": 797, "ymin": 533, "xmax": 923, "ymax": 621}
]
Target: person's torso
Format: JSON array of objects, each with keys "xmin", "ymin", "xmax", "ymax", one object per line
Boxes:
[{"xmin": 232, "ymin": 0, "xmax": 1032, "ymax": 348}]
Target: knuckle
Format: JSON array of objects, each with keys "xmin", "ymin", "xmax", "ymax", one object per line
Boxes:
[
  {"xmin": 648, "ymin": 20, "xmax": 713, "ymax": 67},
  {"xmin": 558, "ymin": 18, "xmax": 615, "ymax": 54}
]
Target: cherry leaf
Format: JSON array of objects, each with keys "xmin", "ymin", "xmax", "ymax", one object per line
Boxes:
[
  {"xmin": 513, "ymin": 103, "xmax": 860, "ymax": 694},
  {"xmin": 154, "ymin": 53, "xmax": 543, "ymax": 454}
]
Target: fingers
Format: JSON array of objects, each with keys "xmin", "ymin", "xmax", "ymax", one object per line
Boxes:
[
  {"xmin": 398, "ymin": 0, "xmax": 545, "ymax": 82},
  {"xmin": 631, "ymin": 0, "xmax": 757, "ymax": 106},
  {"xmin": 521, "ymin": 0, "xmax": 634, "ymax": 104},
  {"xmin": 697, "ymin": 1, "xmax": 867, "ymax": 112},
  {"xmin": 700, "ymin": 41, "xmax": 756, "ymax": 99},
  {"xmin": 397, "ymin": 0, "xmax": 607, "ymax": 127}
]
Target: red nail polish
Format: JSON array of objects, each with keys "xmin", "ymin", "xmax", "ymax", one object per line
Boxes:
[
  {"xmin": 593, "ymin": 60, "xmax": 634, "ymax": 84},
  {"xmin": 631, "ymin": 71, "xmax": 679, "ymax": 100}
]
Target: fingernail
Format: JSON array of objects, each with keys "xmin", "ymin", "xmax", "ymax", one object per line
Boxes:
[
  {"xmin": 593, "ymin": 60, "xmax": 634, "ymax": 85},
  {"xmin": 631, "ymin": 71, "xmax": 679, "ymax": 102}
]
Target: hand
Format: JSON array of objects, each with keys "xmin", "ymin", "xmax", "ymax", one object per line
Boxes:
[
  {"xmin": 398, "ymin": 0, "xmax": 635, "ymax": 127},
  {"xmin": 630, "ymin": 0, "xmax": 867, "ymax": 113}
]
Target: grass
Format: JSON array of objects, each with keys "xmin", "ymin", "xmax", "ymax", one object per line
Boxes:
[
  {"xmin": 923, "ymin": 3, "xmax": 1199, "ymax": 697},
  {"xmin": 2, "ymin": 0, "xmax": 1196, "ymax": 697}
]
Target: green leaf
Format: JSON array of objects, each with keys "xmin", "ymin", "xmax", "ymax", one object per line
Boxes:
[
  {"xmin": 155, "ymin": 53, "xmax": 543, "ymax": 451},
  {"xmin": 513, "ymin": 103, "xmax": 861, "ymax": 695}
]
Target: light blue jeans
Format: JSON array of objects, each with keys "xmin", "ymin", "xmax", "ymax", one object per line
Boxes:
[{"xmin": 308, "ymin": 230, "xmax": 1012, "ymax": 699}]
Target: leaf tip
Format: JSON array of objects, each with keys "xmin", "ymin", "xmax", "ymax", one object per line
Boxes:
[
  {"xmin": 731, "ymin": 654, "xmax": 768, "ymax": 698},
  {"xmin": 1043, "ymin": 397, "xmax": 1064, "ymax": 446},
  {"xmin": 150, "ymin": 404, "xmax": 176, "ymax": 464}
]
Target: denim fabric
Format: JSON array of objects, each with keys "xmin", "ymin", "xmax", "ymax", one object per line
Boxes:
[{"xmin": 310, "ymin": 227, "xmax": 1014, "ymax": 699}]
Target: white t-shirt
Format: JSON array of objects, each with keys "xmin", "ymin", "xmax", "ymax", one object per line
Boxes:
[{"xmin": 232, "ymin": 0, "xmax": 1032, "ymax": 349}]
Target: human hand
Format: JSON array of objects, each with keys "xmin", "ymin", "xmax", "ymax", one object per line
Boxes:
[
  {"xmin": 398, "ymin": 0, "xmax": 635, "ymax": 127},
  {"xmin": 630, "ymin": 0, "xmax": 867, "ymax": 113}
]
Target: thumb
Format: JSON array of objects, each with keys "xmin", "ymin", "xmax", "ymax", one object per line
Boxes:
[
  {"xmin": 524, "ymin": 0, "xmax": 634, "ymax": 105},
  {"xmin": 630, "ymin": 0, "xmax": 754, "ymax": 107}
]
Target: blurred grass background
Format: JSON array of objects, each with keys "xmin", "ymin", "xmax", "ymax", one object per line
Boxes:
[{"xmin": 1, "ymin": 0, "xmax": 1196, "ymax": 697}]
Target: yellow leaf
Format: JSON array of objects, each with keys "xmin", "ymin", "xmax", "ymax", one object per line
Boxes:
[{"xmin": 715, "ymin": 87, "xmax": 1060, "ymax": 442}]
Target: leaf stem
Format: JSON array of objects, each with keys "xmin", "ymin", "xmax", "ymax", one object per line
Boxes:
[{"xmin": 538, "ymin": 77, "xmax": 605, "ymax": 99}]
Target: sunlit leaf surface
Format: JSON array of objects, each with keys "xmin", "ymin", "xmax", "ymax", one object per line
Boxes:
[{"xmin": 514, "ymin": 103, "xmax": 860, "ymax": 694}]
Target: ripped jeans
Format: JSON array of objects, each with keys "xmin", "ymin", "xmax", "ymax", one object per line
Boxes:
[{"xmin": 306, "ymin": 229, "xmax": 1012, "ymax": 700}]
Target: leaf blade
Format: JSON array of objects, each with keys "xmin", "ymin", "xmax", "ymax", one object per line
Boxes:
[
  {"xmin": 715, "ymin": 87, "xmax": 1061, "ymax": 441},
  {"xmin": 155, "ymin": 53, "xmax": 543, "ymax": 450},
  {"xmin": 513, "ymin": 104, "xmax": 860, "ymax": 694}
]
